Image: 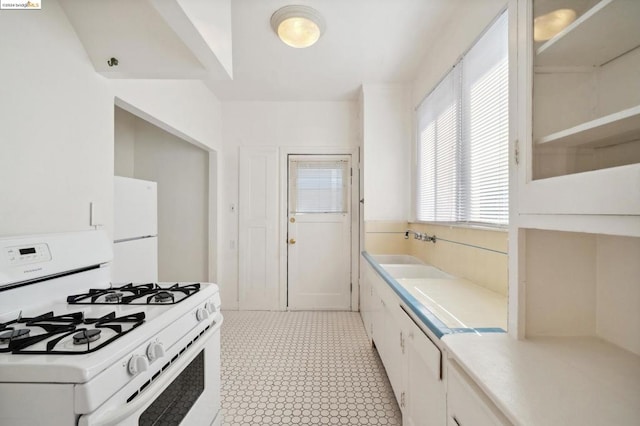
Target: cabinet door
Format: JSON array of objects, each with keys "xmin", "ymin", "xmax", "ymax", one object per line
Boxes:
[
  {"xmin": 360, "ymin": 259, "xmax": 373, "ymax": 340},
  {"xmin": 447, "ymin": 361, "xmax": 510, "ymax": 426},
  {"xmin": 382, "ymin": 300, "xmax": 404, "ymax": 403},
  {"xmin": 371, "ymin": 281, "xmax": 386, "ymax": 358},
  {"xmin": 371, "ymin": 280, "xmax": 403, "ymax": 404},
  {"xmin": 514, "ymin": 0, "xmax": 640, "ymax": 222},
  {"xmin": 400, "ymin": 308, "xmax": 445, "ymax": 426}
]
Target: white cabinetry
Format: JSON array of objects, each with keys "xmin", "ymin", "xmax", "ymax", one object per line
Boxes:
[
  {"xmin": 446, "ymin": 360, "xmax": 511, "ymax": 426},
  {"xmin": 398, "ymin": 307, "xmax": 445, "ymax": 426},
  {"xmin": 370, "ymin": 267, "xmax": 404, "ymax": 402},
  {"xmin": 515, "ymin": 0, "xmax": 640, "ymax": 236},
  {"xmin": 361, "ymin": 256, "xmax": 446, "ymax": 425},
  {"xmin": 359, "ymin": 258, "xmax": 374, "ymax": 341},
  {"xmin": 511, "ymin": 0, "xmax": 640, "ymax": 337},
  {"xmin": 512, "ymin": 0, "xmax": 640, "ymax": 339}
]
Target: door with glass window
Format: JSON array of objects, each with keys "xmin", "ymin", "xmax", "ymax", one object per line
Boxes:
[{"xmin": 287, "ymin": 155, "xmax": 351, "ymax": 310}]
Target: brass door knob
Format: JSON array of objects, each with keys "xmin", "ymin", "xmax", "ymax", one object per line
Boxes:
[{"xmin": 289, "ymin": 238, "xmax": 296, "ymax": 245}]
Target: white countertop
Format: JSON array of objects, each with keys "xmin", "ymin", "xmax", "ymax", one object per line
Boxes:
[{"xmin": 442, "ymin": 333, "xmax": 640, "ymax": 426}]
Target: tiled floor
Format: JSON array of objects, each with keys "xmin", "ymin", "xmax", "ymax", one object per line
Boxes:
[{"xmin": 220, "ymin": 311, "xmax": 402, "ymax": 425}]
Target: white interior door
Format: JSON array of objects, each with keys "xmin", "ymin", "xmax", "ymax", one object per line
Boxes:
[
  {"xmin": 239, "ymin": 147, "xmax": 279, "ymax": 310},
  {"xmin": 287, "ymin": 155, "xmax": 352, "ymax": 310}
]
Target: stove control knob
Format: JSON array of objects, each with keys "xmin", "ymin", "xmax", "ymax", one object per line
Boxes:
[
  {"xmin": 205, "ymin": 301, "xmax": 217, "ymax": 314},
  {"xmin": 128, "ymin": 354, "xmax": 149, "ymax": 376},
  {"xmin": 196, "ymin": 307, "xmax": 210, "ymax": 322},
  {"xmin": 146, "ymin": 342, "xmax": 165, "ymax": 362}
]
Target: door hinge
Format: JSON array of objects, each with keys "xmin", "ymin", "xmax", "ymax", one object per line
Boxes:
[
  {"xmin": 400, "ymin": 331, "xmax": 405, "ymax": 354},
  {"xmin": 350, "ymin": 282, "xmax": 352, "ymax": 292},
  {"xmin": 514, "ymin": 139, "xmax": 520, "ymax": 165},
  {"xmin": 400, "ymin": 391, "xmax": 405, "ymax": 408}
]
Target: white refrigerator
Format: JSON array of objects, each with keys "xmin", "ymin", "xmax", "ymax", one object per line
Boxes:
[{"xmin": 112, "ymin": 176, "xmax": 158, "ymax": 283}]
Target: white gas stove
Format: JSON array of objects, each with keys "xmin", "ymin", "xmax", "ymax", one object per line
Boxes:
[{"xmin": 0, "ymin": 231, "xmax": 223, "ymax": 425}]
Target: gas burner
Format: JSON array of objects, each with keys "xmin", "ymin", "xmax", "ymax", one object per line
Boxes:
[
  {"xmin": 104, "ymin": 292, "xmax": 124, "ymax": 303},
  {"xmin": 0, "ymin": 328, "xmax": 30, "ymax": 343},
  {"xmin": 67, "ymin": 283, "xmax": 201, "ymax": 305},
  {"xmin": 150, "ymin": 291, "xmax": 174, "ymax": 304},
  {"xmin": 0, "ymin": 311, "xmax": 145, "ymax": 354},
  {"xmin": 73, "ymin": 329, "xmax": 101, "ymax": 345}
]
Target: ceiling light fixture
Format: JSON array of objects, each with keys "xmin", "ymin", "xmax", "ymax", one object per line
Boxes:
[
  {"xmin": 271, "ymin": 5, "xmax": 325, "ymax": 48},
  {"xmin": 533, "ymin": 8, "xmax": 577, "ymax": 41}
]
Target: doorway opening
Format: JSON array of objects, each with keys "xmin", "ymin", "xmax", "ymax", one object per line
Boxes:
[{"xmin": 114, "ymin": 106, "xmax": 215, "ymax": 283}]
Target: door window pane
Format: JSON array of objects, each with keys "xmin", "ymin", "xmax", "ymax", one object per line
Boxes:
[{"xmin": 289, "ymin": 158, "xmax": 349, "ymax": 214}]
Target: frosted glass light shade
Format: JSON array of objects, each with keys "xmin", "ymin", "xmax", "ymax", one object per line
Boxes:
[
  {"xmin": 271, "ymin": 5, "xmax": 325, "ymax": 48},
  {"xmin": 534, "ymin": 9, "xmax": 577, "ymax": 41}
]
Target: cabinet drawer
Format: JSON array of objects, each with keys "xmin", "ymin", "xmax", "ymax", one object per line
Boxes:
[
  {"xmin": 399, "ymin": 305, "xmax": 442, "ymax": 380},
  {"xmin": 447, "ymin": 360, "xmax": 511, "ymax": 426}
]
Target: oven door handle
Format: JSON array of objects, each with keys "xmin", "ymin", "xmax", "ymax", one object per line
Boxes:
[{"xmin": 79, "ymin": 317, "xmax": 223, "ymax": 426}]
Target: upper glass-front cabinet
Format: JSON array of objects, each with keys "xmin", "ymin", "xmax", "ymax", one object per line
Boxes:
[
  {"xmin": 515, "ymin": 0, "xmax": 640, "ymax": 230},
  {"xmin": 532, "ymin": 0, "xmax": 640, "ymax": 179}
]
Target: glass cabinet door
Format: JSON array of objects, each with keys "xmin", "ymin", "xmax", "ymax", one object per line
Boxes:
[
  {"xmin": 514, "ymin": 0, "xmax": 640, "ymax": 224},
  {"xmin": 531, "ymin": 0, "xmax": 640, "ymax": 180}
]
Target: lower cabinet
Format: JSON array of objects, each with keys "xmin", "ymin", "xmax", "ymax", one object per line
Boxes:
[
  {"xmin": 382, "ymin": 299, "xmax": 405, "ymax": 402},
  {"xmin": 371, "ymin": 270, "xmax": 404, "ymax": 403},
  {"xmin": 359, "ymin": 258, "xmax": 374, "ymax": 341},
  {"xmin": 362, "ymin": 257, "xmax": 513, "ymax": 426},
  {"xmin": 446, "ymin": 360, "xmax": 511, "ymax": 426},
  {"xmin": 367, "ymin": 264, "xmax": 446, "ymax": 426},
  {"xmin": 400, "ymin": 307, "xmax": 446, "ymax": 426}
]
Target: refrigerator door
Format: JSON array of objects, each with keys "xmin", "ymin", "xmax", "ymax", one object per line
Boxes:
[
  {"xmin": 114, "ymin": 176, "xmax": 157, "ymax": 241},
  {"xmin": 112, "ymin": 237, "xmax": 158, "ymax": 283}
]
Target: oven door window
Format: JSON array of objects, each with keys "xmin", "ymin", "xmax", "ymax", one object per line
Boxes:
[{"xmin": 139, "ymin": 350, "xmax": 204, "ymax": 425}]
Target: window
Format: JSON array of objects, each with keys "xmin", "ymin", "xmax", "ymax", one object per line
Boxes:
[
  {"xmin": 416, "ymin": 12, "xmax": 508, "ymax": 226},
  {"xmin": 289, "ymin": 157, "xmax": 349, "ymax": 214}
]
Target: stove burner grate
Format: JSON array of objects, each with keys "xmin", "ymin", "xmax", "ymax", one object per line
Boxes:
[
  {"xmin": 0, "ymin": 311, "xmax": 145, "ymax": 355},
  {"xmin": 66, "ymin": 283, "xmax": 201, "ymax": 305}
]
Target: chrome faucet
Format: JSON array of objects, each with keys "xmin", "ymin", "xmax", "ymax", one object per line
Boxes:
[{"xmin": 405, "ymin": 229, "xmax": 436, "ymax": 243}]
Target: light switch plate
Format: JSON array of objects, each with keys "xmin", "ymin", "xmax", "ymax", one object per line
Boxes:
[{"xmin": 90, "ymin": 201, "xmax": 103, "ymax": 227}]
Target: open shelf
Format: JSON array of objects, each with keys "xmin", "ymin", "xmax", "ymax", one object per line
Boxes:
[
  {"xmin": 521, "ymin": 163, "xmax": 640, "ymax": 216},
  {"xmin": 536, "ymin": 105, "xmax": 640, "ymax": 148},
  {"xmin": 536, "ymin": 0, "xmax": 640, "ymax": 67}
]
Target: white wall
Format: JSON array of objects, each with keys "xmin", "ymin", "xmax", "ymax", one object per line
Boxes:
[
  {"xmin": 221, "ymin": 101, "xmax": 359, "ymax": 309},
  {"xmin": 114, "ymin": 107, "xmax": 137, "ymax": 178},
  {"xmin": 0, "ymin": 2, "xmax": 113, "ymax": 237},
  {"xmin": 112, "ymin": 79, "xmax": 223, "ymax": 153},
  {"xmin": 411, "ymin": 1, "xmax": 506, "ymax": 108},
  {"xmin": 361, "ymin": 84, "xmax": 411, "ymax": 221},
  {"xmin": 133, "ymin": 117, "xmax": 210, "ymax": 282},
  {"xmin": 0, "ymin": 2, "xmax": 222, "ymax": 288}
]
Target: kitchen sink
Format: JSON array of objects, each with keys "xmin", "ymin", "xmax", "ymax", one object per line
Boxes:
[
  {"xmin": 371, "ymin": 254, "xmax": 423, "ymax": 264},
  {"xmin": 381, "ymin": 264, "xmax": 453, "ymax": 279}
]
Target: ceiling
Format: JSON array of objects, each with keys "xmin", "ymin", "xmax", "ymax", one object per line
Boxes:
[
  {"xmin": 59, "ymin": 0, "xmax": 478, "ymax": 102},
  {"xmin": 208, "ymin": 0, "xmax": 461, "ymax": 101}
]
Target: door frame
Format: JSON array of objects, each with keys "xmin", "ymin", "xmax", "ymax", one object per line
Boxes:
[{"xmin": 278, "ymin": 146, "xmax": 360, "ymax": 312}]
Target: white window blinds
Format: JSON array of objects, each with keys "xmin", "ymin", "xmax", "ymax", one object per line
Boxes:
[
  {"xmin": 416, "ymin": 11, "xmax": 508, "ymax": 226},
  {"xmin": 462, "ymin": 12, "xmax": 509, "ymax": 225},
  {"xmin": 289, "ymin": 158, "xmax": 349, "ymax": 214},
  {"xmin": 416, "ymin": 70, "xmax": 460, "ymax": 222}
]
